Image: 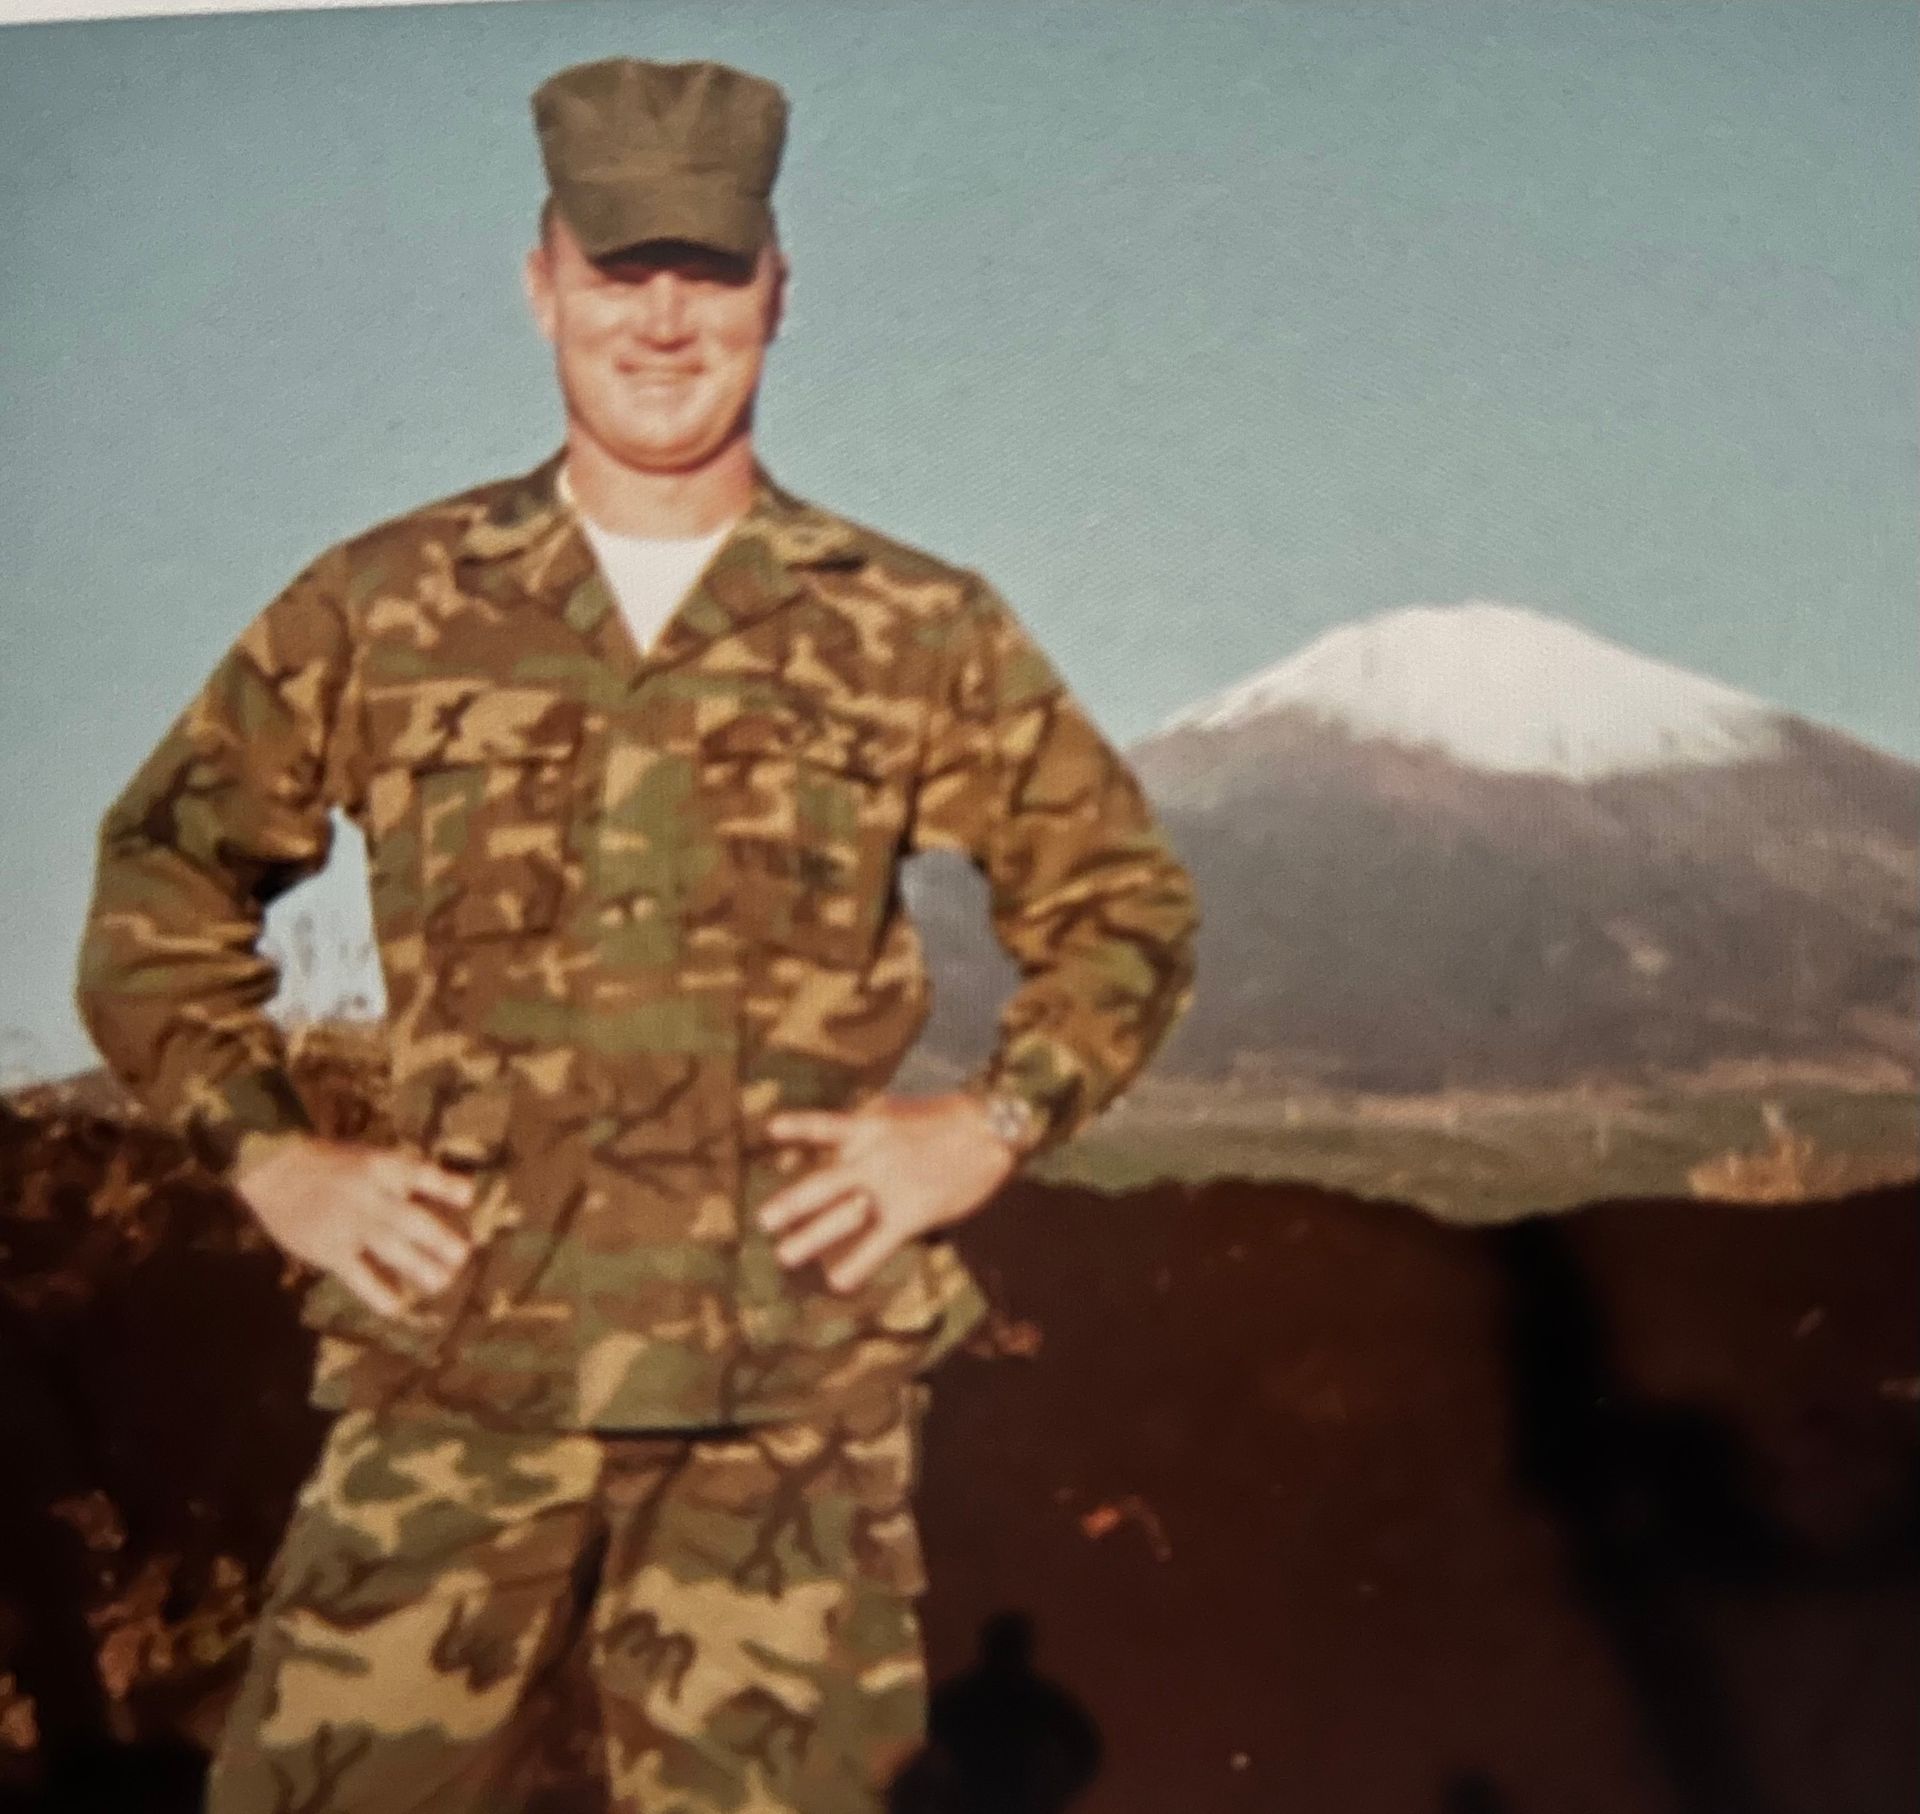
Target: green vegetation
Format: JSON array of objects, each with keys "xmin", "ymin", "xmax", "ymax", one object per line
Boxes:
[{"xmin": 1028, "ymin": 1084, "xmax": 1920, "ymax": 1223}]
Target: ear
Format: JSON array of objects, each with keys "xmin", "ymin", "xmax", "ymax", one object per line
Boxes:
[
  {"xmin": 523, "ymin": 240, "xmax": 558, "ymax": 344},
  {"xmin": 763, "ymin": 247, "xmax": 790, "ymax": 345}
]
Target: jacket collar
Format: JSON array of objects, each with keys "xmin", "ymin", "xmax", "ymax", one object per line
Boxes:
[{"xmin": 454, "ymin": 447, "xmax": 866, "ymax": 670}]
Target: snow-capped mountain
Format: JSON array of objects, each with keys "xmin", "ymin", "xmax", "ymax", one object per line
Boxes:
[
  {"xmin": 910, "ymin": 601, "xmax": 1918, "ymax": 1093},
  {"xmin": 1158, "ymin": 600, "xmax": 1784, "ymax": 780}
]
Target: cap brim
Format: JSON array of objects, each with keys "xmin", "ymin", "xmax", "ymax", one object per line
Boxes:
[{"xmin": 553, "ymin": 175, "xmax": 770, "ymax": 262}]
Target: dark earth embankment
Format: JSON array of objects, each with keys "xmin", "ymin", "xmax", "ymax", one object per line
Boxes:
[
  {"xmin": 1, "ymin": 1098, "xmax": 1914, "ymax": 1813},
  {"xmin": 913, "ymin": 1179, "xmax": 1917, "ymax": 1814}
]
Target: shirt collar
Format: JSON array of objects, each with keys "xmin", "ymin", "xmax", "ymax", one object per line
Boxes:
[
  {"xmin": 450, "ymin": 447, "xmax": 868, "ymax": 662},
  {"xmin": 457, "ymin": 446, "xmax": 865, "ymax": 574}
]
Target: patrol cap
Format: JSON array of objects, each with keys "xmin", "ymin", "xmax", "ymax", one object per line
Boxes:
[{"xmin": 531, "ymin": 57, "xmax": 788, "ymax": 263}]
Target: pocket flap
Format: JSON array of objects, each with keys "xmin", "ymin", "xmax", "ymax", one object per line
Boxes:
[
  {"xmin": 368, "ymin": 683, "xmax": 585, "ymax": 769},
  {"xmin": 700, "ymin": 702, "xmax": 887, "ymax": 784},
  {"xmin": 701, "ymin": 710, "xmax": 806, "ymax": 762}
]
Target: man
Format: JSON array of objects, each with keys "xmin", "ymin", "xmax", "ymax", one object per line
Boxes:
[{"xmin": 75, "ymin": 55, "xmax": 1197, "ymax": 1814}]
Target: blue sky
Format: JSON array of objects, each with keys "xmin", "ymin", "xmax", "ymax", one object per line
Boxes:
[{"xmin": 2, "ymin": 0, "xmax": 1914, "ymax": 1078}]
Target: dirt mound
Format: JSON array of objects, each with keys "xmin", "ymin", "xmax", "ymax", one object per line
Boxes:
[
  {"xmin": 918, "ymin": 1178, "xmax": 1917, "ymax": 1814},
  {"xmin": 0, "ymin": 1093, "xmax": 1913, "ymax": 1813}
]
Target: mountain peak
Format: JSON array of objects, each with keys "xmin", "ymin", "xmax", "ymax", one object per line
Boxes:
[{"xmin": 1156, "ymin": 599, "xmax": 1784, "ymax": 780}]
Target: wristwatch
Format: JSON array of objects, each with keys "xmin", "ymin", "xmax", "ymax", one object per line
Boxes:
[{"xmin": 970, "ymin": 1084, "xmax": 1047, "ymax": 1157}]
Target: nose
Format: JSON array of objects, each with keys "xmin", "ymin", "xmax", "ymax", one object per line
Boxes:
[{"xmin": 632, "ymin": 270, "xmax": 692, "ymax": 345}]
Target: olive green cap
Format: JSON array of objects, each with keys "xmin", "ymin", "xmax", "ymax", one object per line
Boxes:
[{"xmin": 531, "ymin": 57, "xmax": 788, "ymax": 263}]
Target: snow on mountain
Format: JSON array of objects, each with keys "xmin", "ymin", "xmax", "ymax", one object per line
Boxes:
[{"xmin": 1158, "ymin": 600, "xmax": 1786, "ymax": 780}]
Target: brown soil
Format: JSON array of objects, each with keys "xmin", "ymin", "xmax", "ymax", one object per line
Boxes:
[
  {"xmin": 0, "ymin": 1097, "xmax": 1913, "ymax": 1814},
  {"xmin": 915, "ymin": 1178, "xmax": 1918, "ymax": 1814}
]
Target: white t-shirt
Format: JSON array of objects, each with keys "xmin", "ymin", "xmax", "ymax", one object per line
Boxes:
[{"xmin": 557, "ymin": 464, "xmax": 739, "ymax": 657}]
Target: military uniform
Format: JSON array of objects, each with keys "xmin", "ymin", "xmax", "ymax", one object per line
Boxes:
[
  {"xmin": 77, "ymin": 449, "xmax": 1199, "ymax": 1434},
  {"xmin": 72, "ymin": 55, "xmax": 1198, "ymax": 1814}
]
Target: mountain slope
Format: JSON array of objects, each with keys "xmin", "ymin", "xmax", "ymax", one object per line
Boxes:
[{"xmin": 910, "ymin": 602, "xmax": 1918, "ymax": 1092}]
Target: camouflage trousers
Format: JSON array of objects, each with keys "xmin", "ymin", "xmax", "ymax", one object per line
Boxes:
[{"xmin": 204, "ymin": 1380, "xmax": 934, "ymax": 1814}]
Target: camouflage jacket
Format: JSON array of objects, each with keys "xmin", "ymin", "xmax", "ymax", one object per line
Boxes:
[{"xmin": 74, "ymin": 451, "xmax": 1199, "ymax": 1431}]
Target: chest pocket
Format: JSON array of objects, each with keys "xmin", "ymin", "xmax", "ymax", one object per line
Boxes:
[
  {"xmin": 698, "ymin": 708, "xmax": 903, "ymax": 971},
  {"xmin": 366, "ymin": 684, "xmax": 586, "ymax": 944}
]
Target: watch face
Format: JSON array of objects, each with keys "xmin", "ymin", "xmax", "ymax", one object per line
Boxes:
[{"xmin": 988, "ymin": 1092, "xmax": 1039, "ymax": 1149}]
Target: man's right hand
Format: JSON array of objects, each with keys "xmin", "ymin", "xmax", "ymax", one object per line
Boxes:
[{"xmin": 229, "ymin": 1132, "xmax": 479, "ymax": 1320}]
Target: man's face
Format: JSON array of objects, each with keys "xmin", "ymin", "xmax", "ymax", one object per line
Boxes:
[{"xmin": 524, "ymin": 211, "xmax": 786, "ymax": 474}]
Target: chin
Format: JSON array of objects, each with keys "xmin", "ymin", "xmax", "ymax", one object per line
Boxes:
[
  {"xmin": 622, "ymin": 420, "xmax": 719, "ymax": 461},
  {"xmin": 596, "ymin": 434, "xmax": 727, "ymax": 476}
]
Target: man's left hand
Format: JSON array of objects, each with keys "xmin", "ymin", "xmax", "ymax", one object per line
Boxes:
[{"xmin": 757, "ymin": 1091, "xmax": 1022, "ymax": 1294}]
